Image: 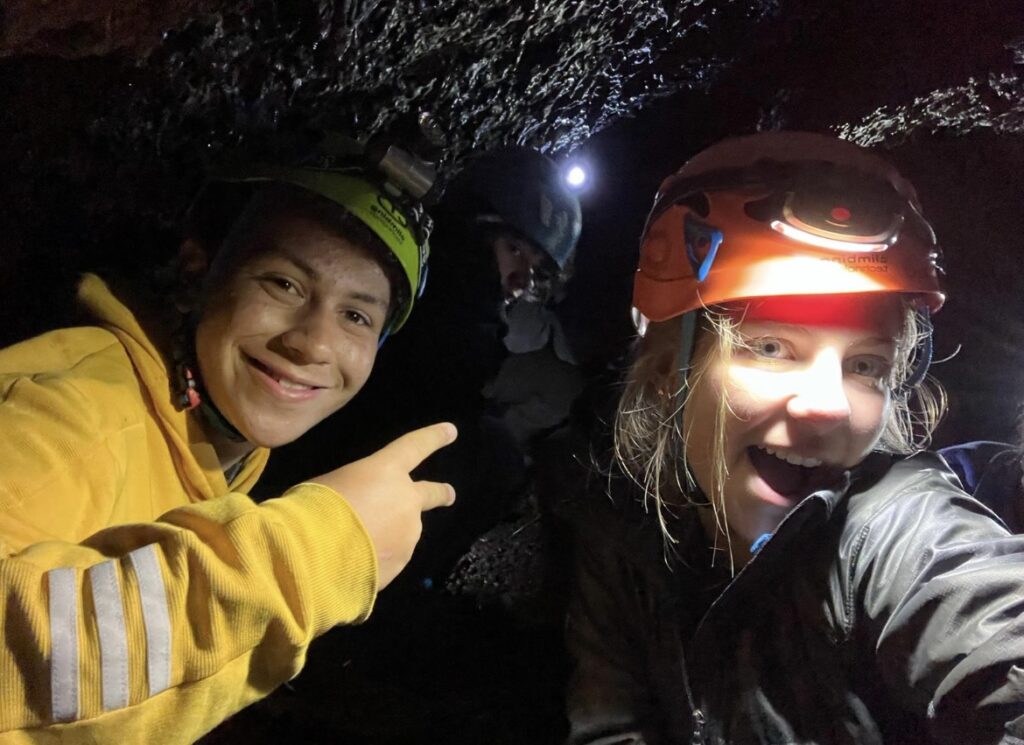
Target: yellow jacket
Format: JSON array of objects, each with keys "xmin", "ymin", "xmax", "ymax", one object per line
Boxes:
[{"xmin": 0, "ymin": 275, "xmax": 378, "ymax": 744}]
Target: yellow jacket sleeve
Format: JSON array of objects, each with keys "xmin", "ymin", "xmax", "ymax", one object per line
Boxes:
[
  {"xmin": 0, "ymin": 483, "xmax": 378, "ymax": 745},
  {"xmin": 0, "ymin": 296, "xmax": 378, "ymax": 743}
]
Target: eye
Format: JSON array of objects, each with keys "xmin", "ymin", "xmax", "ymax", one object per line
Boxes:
[
  {"xmin": 259, "ymin": 274, "xmax": 302, "ymax": 298},
  {"xmin": 342, "ymin": 309, "xmax": 373, "ymax": 328},
  {"xmin": 845, "ymin": 354, "xmax": 891, "ymax": 381},
  {"xmin": 747, "ymin": 337, "xmax": 791, "ymax": 360}
]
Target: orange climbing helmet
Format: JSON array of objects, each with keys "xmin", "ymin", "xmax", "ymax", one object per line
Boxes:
[{"xmin": 632, "ymin": 131, "xmax": 945, "ymax": 326}]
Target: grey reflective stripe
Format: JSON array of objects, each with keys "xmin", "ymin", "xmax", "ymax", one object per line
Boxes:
[
  {"xmin": 88, "ymin": 560, "xmax": 129, "ymax": 711},
  {"xmin": 47, "ymin": 567, "xmax": 79, "ymax": 722},
  {"xmin": 129, "ymin": 545, "xmax": 171, "ymax": 696}
]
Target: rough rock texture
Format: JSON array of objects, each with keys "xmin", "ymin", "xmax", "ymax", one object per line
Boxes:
[
  {"xmin": 2, "ymin": 0, "xmax": 778, "ymax": 241},
  {"xmin": 97, "ymin": 0, "xmax": 774, "ymax": 159},
  {"xmin": 0, "ymin": 0, "xmax": 781, "ymax": 350},
  {"xmin": 839, "ymin": 72, "xmax": 1024, "ymax": 146}
]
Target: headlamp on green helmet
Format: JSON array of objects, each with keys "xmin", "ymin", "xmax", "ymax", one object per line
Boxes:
[{"xmin": 207, "ymin": 135, "xmax": 437, "ymax": 335}]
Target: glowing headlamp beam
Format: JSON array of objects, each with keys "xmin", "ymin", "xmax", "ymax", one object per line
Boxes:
[
  {"xmin": 770, "ymin": 220, "xmax": 889, "ymax": 253},
  {"xmin": 565, "ymin": 165, "xmax": 587, "ymax": 188}
]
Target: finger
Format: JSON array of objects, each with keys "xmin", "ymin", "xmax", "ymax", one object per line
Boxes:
[
  {"xmin": 376, "ymin": 422, "xmax": 458, "ymax": 472},
  {"xmin": 415, "ymin": 480, "xmax": 456, "ymax": 511}
]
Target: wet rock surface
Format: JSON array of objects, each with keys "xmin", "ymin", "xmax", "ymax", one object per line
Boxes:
[
  {"xmin": 1, "ymin": 0, "xmax": 775, "ymax": 263},
  {"xmin": 3, "ymin": 1, "xmax": 1024, "ymax": 742}
]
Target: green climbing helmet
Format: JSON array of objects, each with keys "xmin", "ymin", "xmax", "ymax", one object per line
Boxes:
[{"xmin": 213, "ymin": 163, "xmax": 430, "ymax": 332}]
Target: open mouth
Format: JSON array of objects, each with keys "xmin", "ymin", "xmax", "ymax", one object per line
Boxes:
[
  {"xmin": 245, "ymin": 354, "xmax": 323, "ymax": 392},
  {"xmin": 747, "ymin": 445, "xmax": 841, "ymax": 500}
]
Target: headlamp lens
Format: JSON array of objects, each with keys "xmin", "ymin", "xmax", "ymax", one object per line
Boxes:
[{"xmin": 781, "ymin": 184, "xmax": 903, "ymax": 247}]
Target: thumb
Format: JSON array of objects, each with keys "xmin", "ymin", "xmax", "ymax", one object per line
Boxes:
[{"xmin": 415, "ymin": 480, "xmax": 456, "ymax": 512}]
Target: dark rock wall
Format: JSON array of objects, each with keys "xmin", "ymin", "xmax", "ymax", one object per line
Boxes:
[{"xmin": 0, "ymin": 0, "xmax": 216, "ymax": 59}]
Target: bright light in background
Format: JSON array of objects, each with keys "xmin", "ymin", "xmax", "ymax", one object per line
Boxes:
[{"xmin": 565, "ymin": 164, "xmax": 587, "ymax": 189}]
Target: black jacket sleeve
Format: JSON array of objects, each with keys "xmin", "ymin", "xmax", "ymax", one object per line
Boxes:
[{"xmin": 850, "ymin": 459, "xmax": 1024, "ymax": 745}]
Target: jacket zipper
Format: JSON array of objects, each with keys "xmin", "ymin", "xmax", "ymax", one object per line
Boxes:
[
  {"xmin": 676, "ymin": 633, "xmax": 705, "ymax": 745},
  {"xmin": 679, "ymin": 489, "xmax": 840, "ymax": 744}
]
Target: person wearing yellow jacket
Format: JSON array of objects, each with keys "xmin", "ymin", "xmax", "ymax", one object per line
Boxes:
[{"xmin": 0, "ymin": 146, "xmax": 457, "ymax": 744}]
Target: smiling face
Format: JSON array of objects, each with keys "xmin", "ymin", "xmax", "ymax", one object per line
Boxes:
[
  {"xmin": 681, "ymin": 294, "xmax": 903, "ymax": 559},
  {"xmin": 193, "ymin": 213, "xmax": 392, "ymax": 451}
]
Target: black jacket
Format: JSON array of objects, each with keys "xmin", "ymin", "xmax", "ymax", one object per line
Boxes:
[{"xmin": 564, "ymin": 451, "xmax": 1024, "ymax": 745}]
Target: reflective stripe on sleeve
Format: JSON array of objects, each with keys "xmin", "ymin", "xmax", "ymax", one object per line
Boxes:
[
  {"xmin": 47, "ymin": 566, "xmax": 80, "ymax": 722},
  {"xmin": 88, "ymin": 560, "xmax": 129, "ymax": 711},
  {"xmin": 129, "ymin": 544, "xmax": 171, "ymax": 697}
]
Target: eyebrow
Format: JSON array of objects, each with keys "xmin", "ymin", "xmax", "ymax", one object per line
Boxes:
[
  {"xmin": 742, "ymin": 321, "xmax": 812, "ymax": 337},
  {"xmin": 272, "ymin": 251, "xmax": 319, "ymax": 281},
  {"xmin": 348, "ymin": 290, "xmax": 391, "ymax": 310},
  {"xmin": 744, "ymin": 322, "xmax": 896, "ymax": 348},
  {"xmin": 852, "ymin": 336, "xmax": 898, "ymax": 349}
]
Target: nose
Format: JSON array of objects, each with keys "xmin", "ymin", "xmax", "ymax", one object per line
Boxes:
[
  {"xmin": 786, "ymin": 350, "xmax": 851, "ymax": 429},
  {"xmin": 279, "ymin": 302, "xmax": 335, "ymax": 365}
]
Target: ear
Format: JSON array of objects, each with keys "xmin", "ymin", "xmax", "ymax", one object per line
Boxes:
[{"xmin": 173, "ymin": 239, "xmax": 211, "ymax": 314}]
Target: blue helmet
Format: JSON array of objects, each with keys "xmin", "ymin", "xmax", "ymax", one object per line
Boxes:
[{"xmin": 448, "ymin": 146, "xmax": 582, "ymax": 270}]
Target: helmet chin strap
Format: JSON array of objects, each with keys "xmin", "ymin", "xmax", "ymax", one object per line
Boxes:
[
  {"xmin": 677, "ymin": 311, "xmax": 699, "ymax": 394},
  {"xmin": 902, "ymin": 308, "xmax": 934, "ymax": 390},
  {"xmin": 197, "ymin": 395, "xmax": 248, "ymax": 444},
  {"xmin": 178, "ymin": 320, "xmax": 248, "ymax": 444},
  {"xmin": 676, "ymin": 310, "xmax": 713, "ymax": 510}
]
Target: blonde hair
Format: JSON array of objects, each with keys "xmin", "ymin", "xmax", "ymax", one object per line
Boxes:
[{"xmin": 612, "ymin": 298, "xmax": 946, "ymax": 561}]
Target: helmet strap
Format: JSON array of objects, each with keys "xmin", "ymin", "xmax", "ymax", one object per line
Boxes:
[
  {"xmin": 676, "ymin": 309, "xmax": 714, "ymax": 512},
  {"xmin": 173, "ymin": 319, "xmax": 248, "ymax": 444},
  {"xmin": 197, "ymin": 396, "xmax": 248, "ymax": 444},
  {"xmin": 677, "ymin": 311, "xmax": 699, "ymax": 392},
  {"xmin": 902, "ymin": 308, "xmax": 934, "ymax": 389}
]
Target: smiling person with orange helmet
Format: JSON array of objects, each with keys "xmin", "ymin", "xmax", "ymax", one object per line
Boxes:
[{"xmin": 562, "ymin": 132, "xmax": 1024, "ymax": 744}]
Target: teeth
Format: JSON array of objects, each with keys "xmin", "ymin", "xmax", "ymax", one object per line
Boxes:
[
  {"xmin": 761, "ymin": 446, "xmax": 822, "ymax": 468},
  {"xmin": 249, "ymin": 356, "xmax": 318, "ymax": 391},
  {"xmin": 277, "ymin": 377, "xmax": 313, "ymax": 391}
]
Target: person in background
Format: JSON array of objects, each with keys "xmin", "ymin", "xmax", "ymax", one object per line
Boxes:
[
  {"xmin": 292, "ymin": 145, "xmax": 583, "ymax": 590},
  {"xmin": 562, "ymin": 131, "xmax": 1024, "ymax": 744},
  {"xmin": 0, "ymin": 143, "xmax": 457, "ymax": 744}
]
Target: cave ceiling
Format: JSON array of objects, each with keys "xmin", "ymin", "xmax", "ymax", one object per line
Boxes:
[
  {"xmin": 2, "ymin": 0, "xmax": 1023, "ymax": 440},
  {"xmin": 3, "ymin": 0, "xmax": 1020, "ymax": 227}
]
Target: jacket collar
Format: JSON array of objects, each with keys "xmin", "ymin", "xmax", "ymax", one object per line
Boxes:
[
  {"xmin": 744, "ymin": 451, "xmax": 903, "ymax": 563},
  {"xmin": 78, "ymin": 274, "xmax": 269, "ymax": 499}
]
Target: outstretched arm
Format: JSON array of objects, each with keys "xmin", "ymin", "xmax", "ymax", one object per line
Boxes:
[
  {"xmin": 854, "ymin": 478, "xmax": 1024, "ymax": 744},
  {"xmin": 0, "ymin": 423, "xmax": 456, "ymax": 744}
]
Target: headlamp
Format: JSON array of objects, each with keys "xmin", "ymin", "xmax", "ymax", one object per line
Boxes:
[{"xmin": 646, "ymin": 160, "xmax": 942, "ymax": 285}]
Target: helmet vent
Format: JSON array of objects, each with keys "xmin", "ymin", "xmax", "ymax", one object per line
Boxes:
[
  {"xmin": 743, "ymin": 193, "xmax": 784, "ymax": 223},
  {"xmin": 678, "ymin": 193, "xmax": 711, "ymax": 218}
]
